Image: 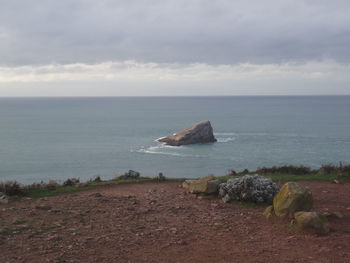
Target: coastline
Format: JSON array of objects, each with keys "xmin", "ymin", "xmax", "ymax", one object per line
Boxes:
[{"xmin": 1, "ymin": 165, "xmax": 348, "ymax": 199}]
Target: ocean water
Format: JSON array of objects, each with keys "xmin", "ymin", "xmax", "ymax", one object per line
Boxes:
[{"xmin": 0, "ymin": 96, "xmax": 349, "ymax": 184}]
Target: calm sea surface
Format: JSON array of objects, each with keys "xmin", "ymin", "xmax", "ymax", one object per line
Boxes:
[{"xmin": 0, "ymin": 96, "xmax": 349, "ymax": 184}]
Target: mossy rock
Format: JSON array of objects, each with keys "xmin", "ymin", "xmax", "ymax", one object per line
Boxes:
[
  {"xmin": 273, "ymin": 182, "xmax": 312, "ymax": 218},
  {"xmin": 186, "ymin": 175, "xmax": 218, "ymax": 194},
  {"xmin": 294, "ymin": 211, "xmax": 330, "ymax": 235},
  {"xmin": 263, "ymin": 205, "xmax": 274, "ymax": 219}
]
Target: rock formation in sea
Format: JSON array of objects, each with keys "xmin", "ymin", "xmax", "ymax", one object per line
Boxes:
[{"xmin": 157, "ymin": 120, "xmax": 217, "ymax": 146}]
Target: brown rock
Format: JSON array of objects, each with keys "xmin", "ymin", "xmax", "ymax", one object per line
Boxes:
[
  {"xmin": 294, "ymin": 211, "xmax": 330, "ymax": 235},
  {"xmin": 157, "ymin": 120, "xmax": 217, "ymax": 146},
  {"xmin": 273, "ymin": 182, "xmax": 313, "ymax": 218},
  {"xmin": 263, "ymin": 205, "xmax": 274, "ymax": 219},
  {"xmin": 184, "ymin": 175, "xmax": 219, "ymax": 194}
]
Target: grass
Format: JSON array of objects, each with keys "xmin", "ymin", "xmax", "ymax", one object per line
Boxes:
[
  {"xmin": 25, "ymin": 185, "xmax": 93, "ymax": 198},
  {"xmin": 8, "ymin": 172, "xmax": 347, "ymax": 199},
  {"xmin": 24, "ymin": 177, "xmax": 155, "ymax": 198},
  {"xmin": 216, "ymin": 172, "xmax": 346, "ymax": 183},
  {"xmin": 228, "ymin": 200, "xmax": 269, "ymax": 207},
  {"xmin": 1, "ymin": 165, "xmax": 349, "ymax": 199},
  {"xmin": 22, "ymin": 176, "xmax": 186, "ymax": 198},
  {"xmin": 263, "ymin": 173, "xmax": 340, "ymax": 182},
  {"xmin": 216, "ymin": 164, "xmax": 350, "ymax": 183}
]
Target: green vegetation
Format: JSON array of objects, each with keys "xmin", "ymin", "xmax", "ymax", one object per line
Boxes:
[
  {"xmin": 24, "ymin": 177, "xmax": 155, "ymax": 198},
  {"xmin": 228, "ymin": 200, "xmax": 269, "ymax": 207},
  {"xmin": 217, "ymin": 164, "xmax": 350, "ymax": 183},
  {"xmin": 263, "ymin": 173, "xmax": 338, "ymax": 182},
  {"xmin": 1, "ymin": 164, "xmax": 349, "ymax": 199},
  {"xmin": 0, "ymin": 170, "xmax": 185, "ymax": 198},
  {"xmin": 256, "ymin": 165, "xmax": 312, "ymax": 175}
]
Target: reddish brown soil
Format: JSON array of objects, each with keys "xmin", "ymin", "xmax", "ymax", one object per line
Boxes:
[{"xmin": 1, "ymin": 181, "xmax": 350, "ymax": 263}]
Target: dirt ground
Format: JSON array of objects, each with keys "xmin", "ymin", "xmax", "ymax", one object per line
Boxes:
[{"xmin": 1, "ymin": 181, "xmax": 349, "ymax": 263}]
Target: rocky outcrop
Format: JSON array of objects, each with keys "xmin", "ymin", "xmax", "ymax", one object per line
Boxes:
[
  {"xmin": 264, "ymin": 182, "xmax": 331, "ymax": 235},
  {"xmin": 182, "ymin": 175, "xmax": 220, "ymax": 194},
  {"xmin": 273, "ymin": 182, "xmax": 313, "ymax": 218},
  {"xmin": 294, "ymin": 211, "xmax": 330, "ymax": 235},
  {"xmin": 158, "ymin": 120, "xmax": 217, "ymax": 146},
  {"xmin": 219, "ymin": 174, "xmax": 280, "ymax": 204}
]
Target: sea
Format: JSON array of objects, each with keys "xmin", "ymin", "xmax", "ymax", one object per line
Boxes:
[{"xmin": 0, "ymin": 96, "xmax": 350, "ymax": 184}]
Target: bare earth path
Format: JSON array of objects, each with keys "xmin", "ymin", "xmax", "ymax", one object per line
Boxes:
[{"xmin": 1, "ymin": 181, "xmax": 350, "ymax": 263}]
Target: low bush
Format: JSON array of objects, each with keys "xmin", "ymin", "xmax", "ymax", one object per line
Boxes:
[
  {"xmin": 319, "ymin": 164, "xmax": 338, "ymax": 174},
  {"xmin": 45, "ymin": 180, "xmax": 60, "ymax": 190},
  {"xmin": 117, "ymin": 170, "xmax": 140, "ymax": 180},
  {"xmin": 155, "ymin": 172, "xmax": 166, "ymax": 181},
  {"xmin": 0, "ymin": 181, "xmax": 24, "ymax": 196},
  {"xmin": 93, "ymin": 176, "xmax": 102, "ymax": 182},
  {"xmin": 256, "ymin": 165, "xmax": 312, "ymax": 175},
  {"xmin": 341, "ymin": 165, "xmax": 350, "ymax": 176},
  {"xmin": 241, "ymin": 169, "xmax": 250, "ymax": 174},
  {"xmin": 227, "ymin": 169, "xmax": 237, "ymax": 176},
  {"xmin": 318, "ymin": 164, "xmax": 350, "ymax": 178},
  {"xmin": 63, "ymin": 178, "xmax": 80, "ymax": 186}
]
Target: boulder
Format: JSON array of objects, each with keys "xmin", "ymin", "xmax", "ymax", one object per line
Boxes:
[
  {"xmin": 263, "ymin": 205, "xmax": 274, "ymax": 219},
  {"xmin": 206, "ymin": 180, "xmax": 220, "ymax": 194},
  {"xmin": 294, "ymin": 211, "xmax": 330, "ymax": 235},
  {"xmin": 158, "ymin": 120, "xmax": 217, "ymax": 146},
  {"xmin": 219, "ymin": 174, "xmax": 279, "ymax": 204},
  {"xmin": 183, "ymin": 175, "xmax": 220, "ymax": 194},
  {"xmin": 0, "ymin": 192, "xmax": 9, "ymax": 204},
  {"xmin": 273, "ymin": 182, "xmax": 312, "ymax": 218}
]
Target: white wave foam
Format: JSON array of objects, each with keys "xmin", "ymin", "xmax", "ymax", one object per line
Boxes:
[
  {"xmin": 137, "ymin": 148, "xmax": 187, "ymax": 157},
  {"xmin": 215, "ymin": 132, "xmax": 236, "ymax": 136},
  {"xmin": 135, "ymin": 145, "xmax": 206, "ymax": 158},
  {"xmin": 217, "ymin": 137, "xmax": 235, "ymax": 143},
  {"xmin": 236, "ymin": 132, "xmax": 300, "ymax": 137}
]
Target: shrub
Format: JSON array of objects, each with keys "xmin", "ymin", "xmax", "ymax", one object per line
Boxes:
[
  {"xmin": 319, "ymin": 164, "xmax": 338, "ymax": 174},
  {"xmin": 63, "ymin": 178, "xmax": 80, "ymax": 186},
  {"xmin": 227, "ymin": 169, "xmax": 237, "ymax": 176},
  {"xmin": 45, "ymin": 180, "xmax": 60, "ymax": 190},
  {"xmin": 155, "ymin": 172, "xmax": 166, "ymax": 181},
  {"xmin": 341, "ymin": 165, "xmax": 350, "ymax": 176},
  {"xmin": 241, "ymin": 169, "xmax": 250, "ymax": 174},
  {"xmin": 93, "ymin": 176, "xmax": 102, "ymax": 182},
  {"xmin": 0, "ymin": 181, "xmax": 24, "ymax": 196},
  {"xmin": 256, "ymin": 165, "xmax": 312, "ymax": 175},
  {"xmin": 318, "ymin": 164, "xmax": 350, "ymax": 178},
  {"xmin": 117, "ymin": 170, "xmax": 140, "ymax": 180}
]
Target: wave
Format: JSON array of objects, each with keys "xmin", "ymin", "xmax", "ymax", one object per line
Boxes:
[
  {"xmin": 137, "ymin": 148, "xmax": 188, "ymax": 157},
  {"xmin": 133, "ymin": 144, "xmax": 207, "ymax": 158},
  {"xmin": 236, "ymin": 132, "xmax": 300, "ymax": 137},
  {"xmin": 215, "ymin": 132, "xmax": 236, "ymax": 136},
  {"xmin": 216, "ymin": 132, "xmax": 301, "ymax": 137},
  {"xmin": 154, "ymin": 136, "xmax": 166, "ymax": 142},
  {"xmin": 217, "ymin": 137, "xmax": 235, "ymax": 143}
]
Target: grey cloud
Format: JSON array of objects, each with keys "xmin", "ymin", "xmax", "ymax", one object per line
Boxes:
[{"xmin": 1, "ymin": 0, "xmax": 350, "ymax": 66}]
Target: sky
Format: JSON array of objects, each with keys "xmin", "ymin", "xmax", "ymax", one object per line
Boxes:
[{"xmin": 0, "ymin": 0, "xmax": 350, "ymax": 96}]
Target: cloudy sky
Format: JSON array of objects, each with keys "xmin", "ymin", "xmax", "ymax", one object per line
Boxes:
[{"xmin": 0, "ymin": 0, "xmax": 349, "ymax": 96}]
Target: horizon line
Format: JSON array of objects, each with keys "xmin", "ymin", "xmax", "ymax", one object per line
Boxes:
[{"xmin": 0, "ymin": 94, "xmax": 350, "ymax": 99}]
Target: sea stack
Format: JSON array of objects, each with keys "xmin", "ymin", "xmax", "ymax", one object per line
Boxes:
[{"xmin": 158, "ymin": 120, "xmax": 217, "ymax": 146}]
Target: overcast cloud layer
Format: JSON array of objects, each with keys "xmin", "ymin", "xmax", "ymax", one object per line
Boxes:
[{"xmin": 0, "ymin": 0, "xmax": 350, "ymax": 95}]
